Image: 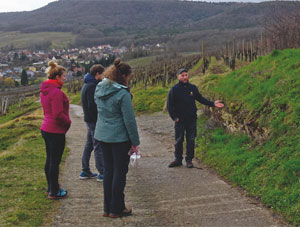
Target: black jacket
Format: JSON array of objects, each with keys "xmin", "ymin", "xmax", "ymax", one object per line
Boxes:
[
  {"xmin": 81, "ymin": 73, "xmax": 100, "ymax": 123},
  {"xmin": 167, "ymin": 81, "xmax": 215, "ymax": 122}
]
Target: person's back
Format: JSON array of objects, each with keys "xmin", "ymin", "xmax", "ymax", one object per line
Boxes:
[
  {"xmin": 94, "ymin": 78, "xmax": 139, "ymax": 145},
  {"xmin": 94, "ymin": 58, "xmax": 139, "ymax": 218},
  {"xmin": 81, "ymin": 73, "xmax": 98, "ymax": 123},
  {"xmin": 79, "ymin": 65, "xmax": 105, "ymax": 181}
]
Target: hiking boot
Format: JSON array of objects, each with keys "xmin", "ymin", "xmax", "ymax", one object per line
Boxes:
[
  {"xmin": 109, "ymin": 208, "xmax": 132, "ymax": 218},
  {"xmin": 79, "ymin": 171, "xmax": 97, "ymax": 179},
  {"xmin": 186, "ymin": 161, "xmax": 194, "ymax": 168},
  {"xmin": 97, "ymin": 174, "xmax": 104, "ymax": 182},
  {"xmin": 168, "ymin": 160, "xmax": 182, "ymax": 168},
  {"xmin": 48, "ymin": 188, "xmax": 68, "ymax": 199}
]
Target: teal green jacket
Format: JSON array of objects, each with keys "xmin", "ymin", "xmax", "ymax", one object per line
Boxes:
[{"xmin": 94, "ymin": 78, "xmax": 140, "ymax": 146}]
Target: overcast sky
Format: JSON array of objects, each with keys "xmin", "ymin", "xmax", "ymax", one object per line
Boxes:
[
  {"xmin": 0, "ymin": 0, "xmax": 275, "ymax": 13},
  {"xmin": 0, "ymin": 0, "xmax": 58, "ymax": 13}
]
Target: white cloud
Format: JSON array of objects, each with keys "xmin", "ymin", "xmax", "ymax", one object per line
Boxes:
[{"xmin": 0, "ymin": 0, "xmax": 58, "ymax": 13}]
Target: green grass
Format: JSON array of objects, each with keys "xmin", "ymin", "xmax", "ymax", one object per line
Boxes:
[
  {"xmin": 195, "ymin": 49, "xmax": 300, "ymax": 225},
  {"xmin": 0, "ymin": 102, "xmax": 68, "ymax": 226},
  {"xmin": 131, "ymin": 85, "xmax": 171, "ymax": 114},
  {"xmin": 62, "ymin": 86, "xmax": 81, "ymax": 105},
  {"xmin": 0, "ymin": 31, "xmax": 75, "ymax": 49},
  {"xmin": 0, "ymin": 97, "xmax": 40, "ymax": 125}
]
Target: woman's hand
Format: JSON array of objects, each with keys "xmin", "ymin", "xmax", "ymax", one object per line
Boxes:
[
  {"xmin": 129, "ymin": 145, "xmax": 139, "ymax": 155},
  {"xmin": 131, "ymin": 145, "xmax": 139, "ymax": 153}
]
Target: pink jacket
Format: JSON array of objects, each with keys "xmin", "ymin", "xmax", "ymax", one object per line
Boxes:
[{"xmin": 40, "ymin": 80, "xmax": 71, "ymax": 134}]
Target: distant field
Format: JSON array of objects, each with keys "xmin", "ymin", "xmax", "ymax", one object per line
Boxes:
[
  {"xmin": 0, "ymin": 31, "xmax": 75, "ymax": 49},
  {"xmin": 128, "ymin": 52, "xmax": 201, "ymax": 69},
  {"xmin": 128, "ymin": 56, "xmax": 157, "ymax": 68}
]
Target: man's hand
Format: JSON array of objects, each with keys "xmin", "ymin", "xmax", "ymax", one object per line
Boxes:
[{"xmin": 214, "ymin": 100, "xmax": 224, "ymax": 108}]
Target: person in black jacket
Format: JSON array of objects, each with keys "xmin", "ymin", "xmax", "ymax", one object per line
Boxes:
[
  {"xmin": 167, "ymin": 68, "xmax": 224, "ymax": 168},
  {"xmin": 80, "ymin": 64, "xmax": 105, "ymax": 181}
]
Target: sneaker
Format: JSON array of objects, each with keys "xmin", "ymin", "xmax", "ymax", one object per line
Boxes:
[
  {"xmin": 168, "ymin": 161, "xmax": 182, "ymax": 168},
  {"xmin": 48, "ymin": 188, "xmax": 68, "ymax": 199},
  {"xmin": 80, "ymin": 171, "xmax": 97, "ymax": 179},
  {"xmin": 97, "ymin": 174, "xmax": 104, "ymax": 182},
  {"xmin": 186, "ymin": 161, "xmax": 194, "ymax": 168}
]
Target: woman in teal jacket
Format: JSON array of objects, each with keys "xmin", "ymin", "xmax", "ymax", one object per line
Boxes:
[{"xmin": 94, "ymin": 58, "xmax": 140, "ymax": 218}]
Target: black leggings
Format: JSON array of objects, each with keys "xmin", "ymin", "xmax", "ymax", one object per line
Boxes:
[{"xmin": 41, "ymin": 130, "xmax": 65, "ymax": 194}]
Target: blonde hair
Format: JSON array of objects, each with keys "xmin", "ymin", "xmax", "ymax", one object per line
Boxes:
[
  {"xmin": 104, "ymin": 58, "xmax": 132, "ymax": 86},
  {"xmin": 46, "ymin": 61, "xmax": 66, "ymax": 79}
]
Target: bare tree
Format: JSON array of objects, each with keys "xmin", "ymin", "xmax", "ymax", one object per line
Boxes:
[{"xmin": 264, "ymin": 2, "xmax": 300, "ymax": 50}]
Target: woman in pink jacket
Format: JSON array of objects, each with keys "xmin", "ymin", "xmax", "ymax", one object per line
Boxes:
[{"xmin": 40, "ymin": 61, "xmax": 71, "ymax": 199}]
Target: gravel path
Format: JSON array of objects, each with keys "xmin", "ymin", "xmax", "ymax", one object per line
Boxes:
[{"xmin": 47, "ymin": 104, "xmax": 287, "ymax": 227}]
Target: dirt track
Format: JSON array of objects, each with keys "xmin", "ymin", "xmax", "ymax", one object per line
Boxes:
[{"xmin": 47, "ymin": 104, "xmax": 287, "ymax": 227}]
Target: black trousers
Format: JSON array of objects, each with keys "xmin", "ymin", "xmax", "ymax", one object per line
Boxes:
[
  {"xmin": 99, "ymin": 141, "xmax": 131, "ymax": 214},
  {"xmin": 174, "ymin": 119, "xmax": 197, "ymax": 162},
  {"xmin": 41, "ymin": 130, "xmax": 65, "ymax": 195}
]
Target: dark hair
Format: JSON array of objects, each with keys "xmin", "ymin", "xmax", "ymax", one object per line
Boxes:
[
  {"xmin": 104, "ymin": 58, "xmax": 132, "ymax": 86},
  {"xmin": 46, "ymin": 61, "xmax": 66, "ymax": 79},
  {"xmin": 90, "ymin": 64, "xmax": 104, "ymax": 77}
]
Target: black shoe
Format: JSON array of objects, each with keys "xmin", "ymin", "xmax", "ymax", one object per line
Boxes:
[
  {"xmin": 168, "ymin": 161, "xmax": 182, "ymax": 168},
  {"xmin": 186, "ymin": 161, "xmax": 194, "ymax": 168},
  {"xmin": 109, "ymin": 208, "xmax": 132, "ymax": 218}
]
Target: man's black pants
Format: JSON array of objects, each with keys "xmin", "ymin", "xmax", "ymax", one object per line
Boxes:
[
  {"xmin": 41, "ymin": 130, "xmax": 65, "ymax": 195},
  {"xmin": 174, "ymin": 119, "xmax": 197, "ymax": 163},
  {"xmin": 99, "ymin": 141, "xmax": 131, "ymax": 214}
]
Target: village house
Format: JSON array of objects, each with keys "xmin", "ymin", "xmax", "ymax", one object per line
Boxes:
[
  {"xmin": 29, "ymin": 66, "xmax": 37, "ymax": 72},
  {"xmin": 26, "ymin": 70, "xmax": 35, "ymax": 78},
  {"xmin": 13, "ymin": 67, "xmax": 22, "ymax": 74}
]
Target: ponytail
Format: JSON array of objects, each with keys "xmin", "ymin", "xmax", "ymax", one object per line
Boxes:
[{"xmin": 46, "ymin": 61, "xmax": 66, "ymax": 79}]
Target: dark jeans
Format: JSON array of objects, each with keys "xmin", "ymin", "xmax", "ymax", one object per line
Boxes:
[
  {"xmin": 82, "ymin": 122, "xmax": 104, "ymax": 174},
  {"xmin": 41, "ymin": 130, "xmax": 65, "ymax": 194},
  {"xmin": 99, "ymin": 141, "xmax": 131, "ymax": 214},
  {"xmin": 174, "ymin": 119, "xmax": 197, "ymax": 163}
]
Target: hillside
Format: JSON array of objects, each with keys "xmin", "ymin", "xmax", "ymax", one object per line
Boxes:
[
  {"xmin": 127, "ymin": 50, "xmax": 300, "ymax": 224},
  {"xmin": 194, "ymin": 49, "xmax": 300, "ymax": 225},
  {"xmin": 0, "ymin": 0, "xmax": 298, "ymax": 50},
  {"xmin": 1, "ymin": 48, "xmax": 299, "ymax": 224}
]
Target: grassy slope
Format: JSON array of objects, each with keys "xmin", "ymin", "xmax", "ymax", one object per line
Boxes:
[
  {"xmin": 3, "ymin": 51, "xmax": 299, "ymax": 225},
  {"xmin": 128, "ymin": 52, "xmax": 299, "ymax": 224},
  {"xmin": 0, "ymin": 31, "xmax": 75, "ymax": 49},
  {"xmin": 0, "ymin": 99, "xmax": 68, "ymax": 226},
  {"xmin": 195, "ymin": 49, "xmax": 300, "ymax": 225},
  {"xmin": 131, "ymin": 84, "xmax": 171, "ymax": 114}
]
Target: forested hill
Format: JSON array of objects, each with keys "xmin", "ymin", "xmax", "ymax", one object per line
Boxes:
[{"xmin": 0, "ymin": 0, "xmax": 297, "ymax": 50}]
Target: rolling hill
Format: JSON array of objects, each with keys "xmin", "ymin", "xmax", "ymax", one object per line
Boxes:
[{"xmin": 0, "ymin": 0, "xmax": 298, "ymax": 50}]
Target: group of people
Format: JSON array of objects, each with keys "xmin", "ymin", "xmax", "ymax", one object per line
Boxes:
[{"xmin": 39, "ymin": 58, "xmax": 224, "ymax": 218}]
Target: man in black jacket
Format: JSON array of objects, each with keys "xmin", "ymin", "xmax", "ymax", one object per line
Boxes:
[
  {"xmin": 167, "ymin": 68, "xmax": 224, "ymax": 168},
  {"xmin": 80, "ymin": 64, "xmax": 105, "ymax": 181}
]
